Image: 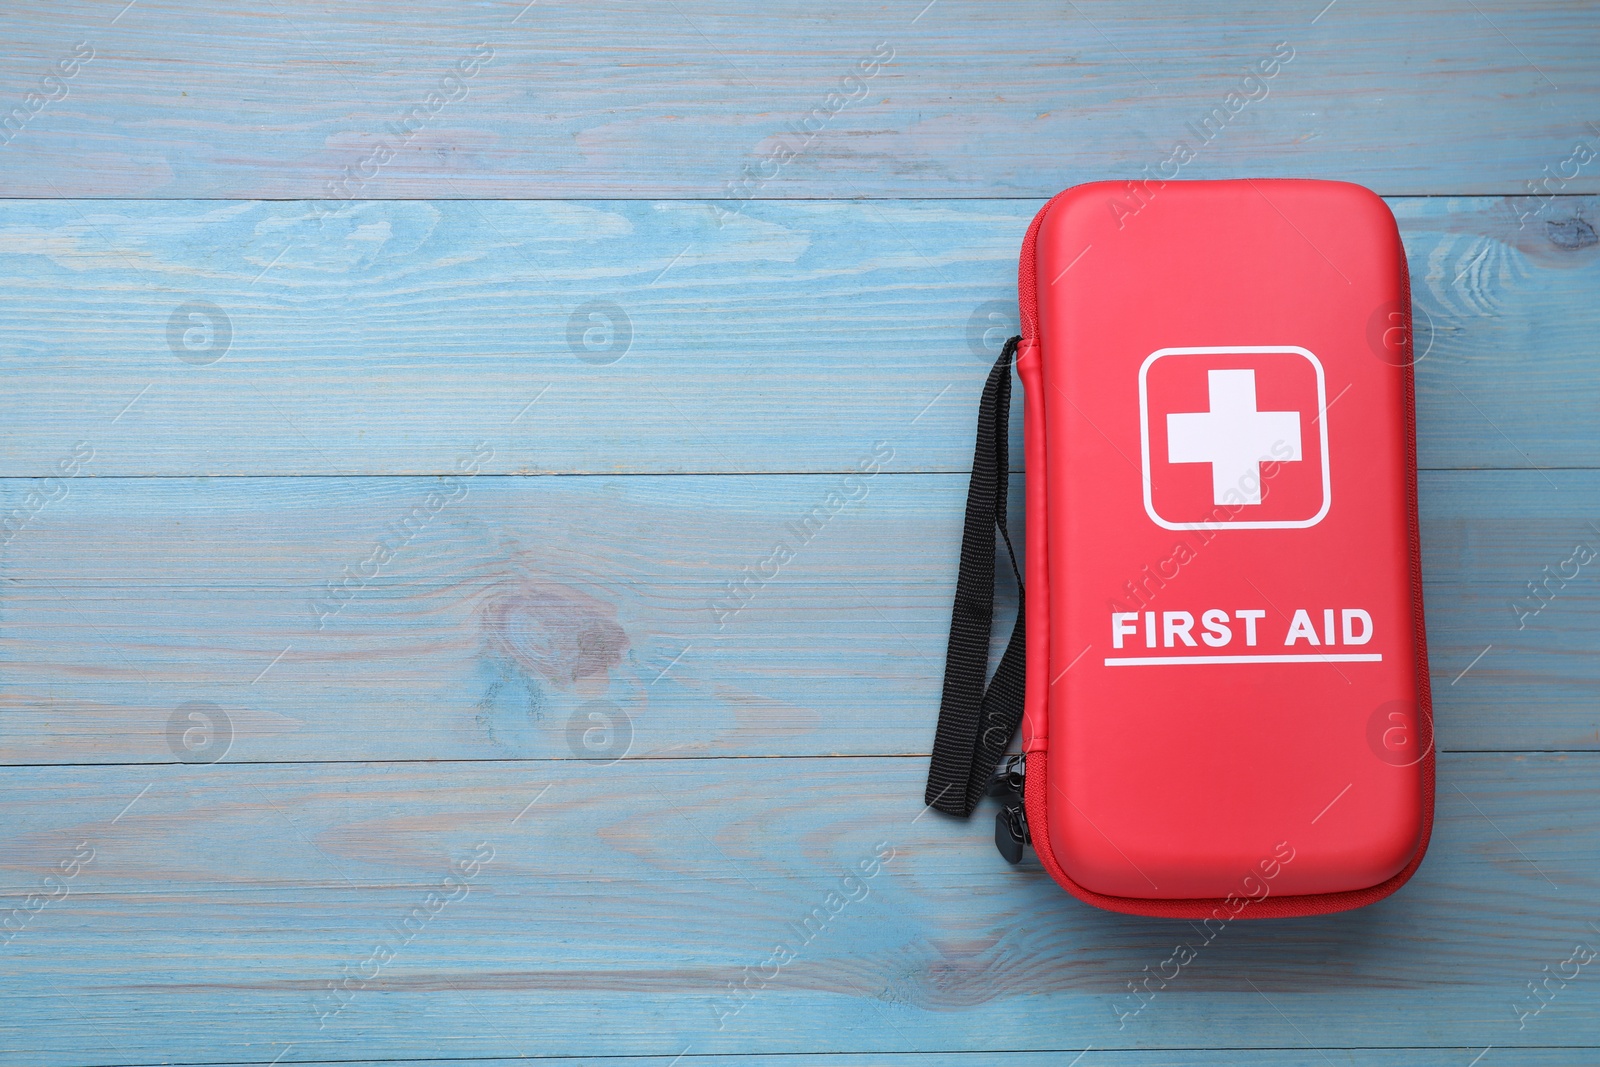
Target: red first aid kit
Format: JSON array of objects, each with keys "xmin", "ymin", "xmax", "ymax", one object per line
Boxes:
[{"xmin": 927, "ymin": 179, "xmax": 1433, "ymax": 918}]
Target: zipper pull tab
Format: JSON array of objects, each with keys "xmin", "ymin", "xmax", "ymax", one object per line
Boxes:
[
  {"xmin": 988, "ymin": 754, "xmax": 1029, "ymax": 864},
  {"xmin": 995, "ymin": 800, "xmax": 1030, "ymax": 865}
]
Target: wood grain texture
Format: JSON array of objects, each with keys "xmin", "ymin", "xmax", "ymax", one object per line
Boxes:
[
  {"xmin": 3, "ymin": 469, "xmax": 1600, "ymax": 764},
  {"xmin": 0, "ymin": 197, "xmax": 1596, "ymax": 477},
  {"xmin": 0, "ymin": 754, "xmax": 1595, "ymax": 1063},
  {"xmin": 0, "ymin": 1, "xmax": 1597, "ymax": 198},
  {"xmin": 3, "ymin": 1, "xmax": 1599, "ymax": 1063},
  {"xmin": 96, "ymin": 1062, "xmax": 1587, "ymax": 1067}
]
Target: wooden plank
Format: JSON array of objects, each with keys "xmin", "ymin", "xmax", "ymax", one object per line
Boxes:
[
  {"xmin": 2, "ymin": 469, "xmax": 1599, "ymax": 763},
  {"xmin": 0, "ymin": 473, "xmax": 996, "ymax": 765},
  {"xmin": 1418, "ymin": 469, "xmax": 1600, "ymax": 749},
  {"xmin": 0, "ymin": 2, "xmax": 1595, "ymax": 198},
  {"xmin": 1401, "ymin": 196, "xmax": 1600, "ymax": 471},
  {"xmin": 0, "ymin": 197, "xmax": 1595, "ymax": 476},
  {"xmin": 116, "ymin": 1062, "xmax": 1600, "ymax": 1067},
  {"xmin": 0, "ymin": 753, "xmax": 1594, "ymax": 1063}
]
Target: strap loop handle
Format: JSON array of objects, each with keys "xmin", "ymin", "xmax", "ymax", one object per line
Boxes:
[{"xmin": 925, "ymin": 336, "xmax": 1026, "ymax": 817}]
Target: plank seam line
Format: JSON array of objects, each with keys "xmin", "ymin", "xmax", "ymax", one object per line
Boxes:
[
  {"xmin": 0, "ymin": 193, "xmax": 1594, "ymax": 203},
  {"xmin": 15, "ymin": 1045, "xmax": 1600, "ymax": 1067},
  {"xmin": 0, "ymin": 466, "xmax": 1594, "ymax": 480},
  {"xmin": 0, "ymin": 749, "xmax": 1584, "ymax": 771}
]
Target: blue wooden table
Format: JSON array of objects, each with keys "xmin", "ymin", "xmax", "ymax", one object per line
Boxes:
[{"xmin": 2, "ymin": 2, "xmax": 1599, "ymax": 1064}]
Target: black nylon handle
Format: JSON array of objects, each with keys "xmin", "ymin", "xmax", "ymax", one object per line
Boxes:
[{"xmin": 925, "ymin": 336, "xmax": 1026, "ymax": 817}]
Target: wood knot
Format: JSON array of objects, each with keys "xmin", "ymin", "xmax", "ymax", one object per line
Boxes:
[
  {"xmin": 1546, "ymin": 216, "xmax": 1598, "ymax": 251},
  {"xmin": 480, "ymin": 580, "xmax": 628, "ymax": 691}
]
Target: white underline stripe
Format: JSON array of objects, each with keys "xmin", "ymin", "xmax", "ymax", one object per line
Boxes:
[{"xmin": 1104, "ymin": 653, "xmax": 1383, "ymax": 666}]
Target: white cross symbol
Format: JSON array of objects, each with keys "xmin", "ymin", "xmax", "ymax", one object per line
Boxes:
[{"xmin": 1166, "ymin": 369, "xmax": 1302, "ymax": 506}]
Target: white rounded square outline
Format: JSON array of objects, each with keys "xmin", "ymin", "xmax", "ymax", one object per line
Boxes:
[{"xmin": 1138, "ymin": 345, "xmax": 1331, "ymax": 531}]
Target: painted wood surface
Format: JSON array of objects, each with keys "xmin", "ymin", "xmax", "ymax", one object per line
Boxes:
[
  {"xmin": 3, "ymin": 1, "xmax": 1600, "ymax": 1064},
  {"xmin": 3, "ymin": 469, "xmax": 1600, "ymax": 764},
  {"xmin": 0, "ymin": 197, "xmax": 1596, "ymax": 477},
  {"xmin": 1, "ymin": 754, "xmax": 1597, "ymax": 1064},
  {"xmin": 96, "ymin": 1062, "xmax": 1600, "ymax": 1067},
  {"xmin": 0, "ymin": 1, "xmax": 1597, "ymax": 199}
]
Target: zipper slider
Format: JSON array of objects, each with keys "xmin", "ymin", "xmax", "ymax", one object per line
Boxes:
[
  {"xmin": 987, "ymin": 753, "xmax": 1026, "ymax": 800},
  {"xmin": 988, "ymin": 754, "xmax": 1030, "ymax": 864}
]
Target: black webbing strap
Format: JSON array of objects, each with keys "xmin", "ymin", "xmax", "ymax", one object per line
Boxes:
[{"xmin": 925, "ymin": 336, "xmax": 1026, "ymax": 817}]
